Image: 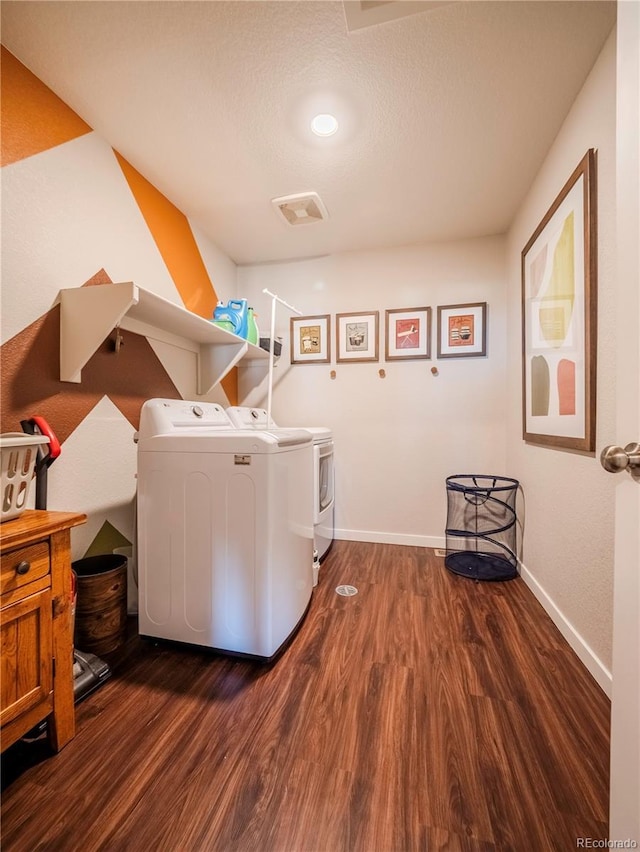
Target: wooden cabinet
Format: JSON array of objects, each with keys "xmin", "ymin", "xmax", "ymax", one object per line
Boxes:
[{"xmin": 1, "ymin": 510, "xmax": 86, "ymax": 753}]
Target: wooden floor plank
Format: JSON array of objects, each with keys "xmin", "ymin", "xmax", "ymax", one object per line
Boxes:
[{"xmin": 1, "ymin": 542, "xmax": 610, "ymax": 851}]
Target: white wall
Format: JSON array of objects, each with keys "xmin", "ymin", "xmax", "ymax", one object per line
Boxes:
[
  {"xmin": 239, "ymin": 236, "xmax": 508, "ymax": 547},
  {"xmin": 506, "ymin": 30, "xmax": 617, "ymax": 690},
  {"xmin": 239, "ymin": 27, "xmax": 617, "ymax": 693},
  {"xmin": 191, "ymin": 221, "xmax": 238, "ymax": 303}
]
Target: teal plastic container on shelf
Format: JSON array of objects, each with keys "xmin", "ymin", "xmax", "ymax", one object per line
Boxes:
[{"xmin": 212, "ymin": 299, "xmax": 249, "ymax": 338}]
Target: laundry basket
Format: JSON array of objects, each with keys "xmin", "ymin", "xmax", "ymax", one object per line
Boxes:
[
  {"xmin": 1, "ymin": 433, "xmax": 50, "ymax": 522},
  {"xmin": 445, "ymin": 474, "xmax": 519, "ymax": 581}
]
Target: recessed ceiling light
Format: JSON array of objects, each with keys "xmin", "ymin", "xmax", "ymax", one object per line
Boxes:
[{"xmin": 311, "ymin": 114, "xmax": 339, "ymax": 137}]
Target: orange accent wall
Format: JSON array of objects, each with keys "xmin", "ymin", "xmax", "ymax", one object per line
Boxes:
[
  {"xmin": 1, "ymin": 47, "xmax": 92, "ymax": 166},
  {"xmin": 114, "ymin": 151, "xmax": 237, "ymax": 403},
  {"xmin": 0, "ymin": 48, "xmax": 237, "ymax": 404},
  {"xmin": 114, "ymin": 151, "xmax": 218, "ymax": 318}
]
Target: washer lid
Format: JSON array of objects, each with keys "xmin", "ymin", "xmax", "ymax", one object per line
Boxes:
[
  {"xmin": 304, "ymin": 426, "xmax": 332, "ymax": 442},
  {"xmin": 138, "ymin": 428, "xmax": 312, "ymax": 453},
  {"xmin": 225, "ymin": 407, "xmax": 332, "ymax": 443},
  {"xmin": 262, "ymin": 428, "xmax": 314, "ymax": 447}
]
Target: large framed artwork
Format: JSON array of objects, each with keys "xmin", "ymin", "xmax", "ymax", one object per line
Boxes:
[
  {"xmin": 385, "ymin": 307, "xmax": 431, "ymax": 360},
  {"xmin": 521, "ymin": 149, "xmax": 597, "ymax": 452},
  {"xmin": 336, "ymin": 311, "xmax": 379, "ymax": 362},
  {"xmin": 437, "ymin": 302, "xmax": 487, "ymax": 358},
  {"xmin": 290, "ymin": 315, "xmax": 331, "ymax": 364}
]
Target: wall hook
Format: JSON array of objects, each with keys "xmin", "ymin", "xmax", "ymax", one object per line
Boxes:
[{"xmin": 111, "ymin": 326, "xmax": 124, "ymax": 354}]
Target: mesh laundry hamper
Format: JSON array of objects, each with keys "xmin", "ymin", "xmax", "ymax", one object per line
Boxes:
[{"xmin": 445, "ymin": 475, "xmax": 519, "ymax": 581}]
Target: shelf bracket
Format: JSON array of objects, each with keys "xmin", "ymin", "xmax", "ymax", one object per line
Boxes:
[
  {"xmin": 58, "ymin": 281, "xmax": 268, "ymax": 393},
  {"xmin": 199, "ymin": 340, "xmax": 248, "ymax": 394},
  {"xmin": 60, "ymin": 283, "xmax": 139, "ymax": 383}
]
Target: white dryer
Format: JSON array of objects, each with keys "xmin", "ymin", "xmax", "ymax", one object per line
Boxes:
[
  {"xmin": 136, "ymin": 399, "xmax": 314, "ymax": 661},
  {"xmin": 226, "ymin": 407, "xmax": 334, "ymax": 561}
]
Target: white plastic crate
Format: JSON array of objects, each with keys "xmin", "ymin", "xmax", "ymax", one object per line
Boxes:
[{"xmin": 1, "ymin": 433, "xmax": 50, "ymax": 522}]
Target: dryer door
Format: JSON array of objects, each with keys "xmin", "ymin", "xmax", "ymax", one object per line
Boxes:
[{"xmin": 314, "ymin": 440, "xmax": 335, "ymax": 523}]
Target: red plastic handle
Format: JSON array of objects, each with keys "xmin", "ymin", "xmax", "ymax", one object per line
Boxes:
[{"xmin": 30, "ymin": 416, "xmax": 61, "ymax": 460}]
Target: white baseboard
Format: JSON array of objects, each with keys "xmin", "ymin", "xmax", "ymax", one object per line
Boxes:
[
  {"xmin": 334, "ymin": 528, "xmax": 446, "ymax": 549},
  {"xmin": 519, "ymin": 560, "xmax": 612, "ymax": 698},
  {"xmin": 334, "ymin": 529, "xmax": 612, "ymax": 697}
]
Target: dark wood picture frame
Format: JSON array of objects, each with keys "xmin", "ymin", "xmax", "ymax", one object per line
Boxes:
[
  {"xmin": 436, "ymin": 302, "xmax": 487, "ymax": 358},
  {"xmin": 290, "ymin": 314, "xmax": 331, "ymax": 364},
  {"xmin": 521, "ymin": 149, "xmax": 597, "ymax": 452},
  {"xmin": 385, "ymin": 307, "xmax": 431, "ymax": 361},
  {"xmin": 336, "ymin": 311, "xmax": 379, "ymax": 363}
]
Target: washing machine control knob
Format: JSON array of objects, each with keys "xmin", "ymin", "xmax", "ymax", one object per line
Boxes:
[{"xmin": 192, "ymin": 405, "xmax": 204, "ymax": 418}]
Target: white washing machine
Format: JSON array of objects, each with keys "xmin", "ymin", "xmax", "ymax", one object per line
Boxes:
[
  {"xmin": 226, "ymin": 407, "xmax": 334, "ymax": 561},
  {"xmin": 136, "ymin": 398, "xmax": 314, "ymax": 661}
]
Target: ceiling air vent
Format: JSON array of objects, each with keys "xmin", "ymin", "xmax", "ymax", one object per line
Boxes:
[{"xmin": 271, "ymin": 192, "xmax": 329, "ymax": 226}]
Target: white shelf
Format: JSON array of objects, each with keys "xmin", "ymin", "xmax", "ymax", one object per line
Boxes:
[{"xmin": 59, "ymin": 282, "xmax": 270, "ymax": 395}]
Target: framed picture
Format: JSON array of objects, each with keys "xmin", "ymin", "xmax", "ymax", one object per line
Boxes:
[
  {"xmin": 385, "ymin": 307, "xmax": 431, "ymax": 360},
  {"xmin": 336, "ymin": 311, "xmax": 379, "ymax": 362},
  {"xmin": 437, "ymin": 302, "xmax": 487, "ymax": 358},
  {"xmin": 521, "ymin": 149, "xmax": 597, "ymax": 452},
  {"xmin": 290, "ymin": 314, "xmax": 331, "ymax": 364}
]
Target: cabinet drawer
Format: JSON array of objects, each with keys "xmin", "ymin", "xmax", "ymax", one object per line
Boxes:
[{"xmin": 1, "ymin": 541, "xmax": 50, "ymax": 595}]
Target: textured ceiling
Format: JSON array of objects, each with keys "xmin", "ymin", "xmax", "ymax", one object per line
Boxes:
[{"xmin": 1, "ymin": 1, "xmax": 615, "ymax": 265}]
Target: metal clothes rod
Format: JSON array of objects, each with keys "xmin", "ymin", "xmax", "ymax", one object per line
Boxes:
[
  {"xmin": 262, "ymin": 288, "xmax": 302, "ymax": 317},
  {"xmin": 262, "ymin": 289, "xmax": 303, "ymax": 426}
]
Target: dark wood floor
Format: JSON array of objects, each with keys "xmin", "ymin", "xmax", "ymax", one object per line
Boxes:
[{"xmin": 1, "ymin": 542, "xmax": 610, "ymax": 851}]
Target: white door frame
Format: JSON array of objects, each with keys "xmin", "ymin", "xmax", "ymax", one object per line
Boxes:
[{"xmin": 609, "ymin": 0, "xmax": 640, "ymax": 840}]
